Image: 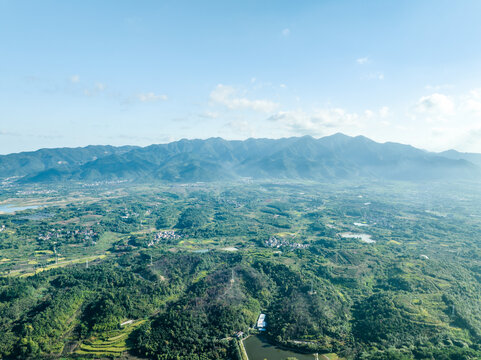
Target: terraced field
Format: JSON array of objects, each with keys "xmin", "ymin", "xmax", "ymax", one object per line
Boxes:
[{"xmin": 76, "ymin": 320, "xmax": 146, "ymax": 357}]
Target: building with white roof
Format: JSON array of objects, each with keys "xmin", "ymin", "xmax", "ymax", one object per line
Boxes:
[{"xmin": 257, "ymin": 313, "xmax": 266, "ymax": 330}]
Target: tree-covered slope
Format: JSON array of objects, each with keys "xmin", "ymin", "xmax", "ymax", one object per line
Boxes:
[
  {"xmin": 1, "ymin": 181, "xmax": 481, "ymax": 359},
  {"xmin": 0, "ymin": 145, "xmax": 138, "ymax": 178},
  {"xmin": 1, "ymin": 134, "xmax": 480, "ymax": 183}
]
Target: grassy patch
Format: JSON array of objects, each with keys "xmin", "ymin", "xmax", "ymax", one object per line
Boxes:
[
  {"xmin": 17, "ymin": 254, "xmax": 107, "ymax": 277},
  {"xmin": 321, "ymin": 353, "xmax": 342, "ymax": 360},
  {"xmin": 76, "ymin": 319, "xmax": 145, "ymax": 357},
  {"xmin": 35, "ymin": 250, "xmax": 54, "ymax": 255}
]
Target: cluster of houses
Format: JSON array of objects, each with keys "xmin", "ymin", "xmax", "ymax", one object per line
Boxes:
[
  {"xmin": 264, "ymin": 236, "xmax": 309, "ymax": 250},
  {"xmin": 81, "ymin": 180, "xmax": 128, "ymax": 187},
  {"xmin": 148, "ymin": 230, "xmax": 183, "ymax": 246},
  {"xmin": 120, "ymin": 213, "xmax": 138, "ymax": 219},
  {"xmin": 0, "ymin": 176, "xmax": 20, "ymax": 186},
  {"xmin": 16, "ymin": 189, "xmax": 56, "ymax": 195},
  {"xmin": 37, "ymin": 228, "xmax": 98, "ymax": 244},
  {"xmin": 0, "ymin": 225, "xmax": 5, "ymax": 232},
  {"xmin": 221, "ymin": 198, "xmax": 243, "ymax": 208},
  {"xmin": 120, "ymin": 209, "xmax": 139, "ymax": 219}
]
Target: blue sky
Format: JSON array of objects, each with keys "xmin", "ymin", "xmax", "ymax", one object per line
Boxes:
[{"xmin": 1, "ymin": 0, "xmax": 481, "ymax": 154}]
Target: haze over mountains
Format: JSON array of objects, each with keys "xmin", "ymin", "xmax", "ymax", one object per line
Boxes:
[{"xmin": 1, "ymin": 134, "xmax": 480, "ymax": 183}]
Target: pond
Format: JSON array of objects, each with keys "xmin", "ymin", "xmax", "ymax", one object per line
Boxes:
[
  {"xmin": 0, "ymin": 204, "xmax": 39, "ymax": 214},
  {"xmin": 243, "ymin": 335, "xmax": 315, "ymax": 360},
  {"xmin": 339, "ymin": 232, "xmax": 375, "ymax": 243}
]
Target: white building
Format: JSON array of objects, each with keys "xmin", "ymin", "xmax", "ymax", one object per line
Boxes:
[{"xmin": 257, "ymin": 313, "xmax": 266, "ymax": 330}]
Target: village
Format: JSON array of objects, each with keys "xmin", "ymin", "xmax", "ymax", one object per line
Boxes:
[
  {"xmin": 148, "ymin": 230, "xmax": 183, "ymax": 246},
  {"xmin": 264, "ymin": 236, "xmax": 309, "ymax": 250},
  {"xmin": 37, "ymin": 228, "xmax": 99, "ymax": 245}
]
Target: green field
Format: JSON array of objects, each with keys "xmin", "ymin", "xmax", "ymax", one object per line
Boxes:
[
  {"xmin": 76, "ymin": 320, "xmax": 145, "ymax": 357},
  {"xmin": 0, "ymin": 181, "xmax": 481, "ymax": 359}
]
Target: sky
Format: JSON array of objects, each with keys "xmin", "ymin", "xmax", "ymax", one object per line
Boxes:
[{"xmin": 1, "ymin": 0, "xmax": 481, "ymax": 154}]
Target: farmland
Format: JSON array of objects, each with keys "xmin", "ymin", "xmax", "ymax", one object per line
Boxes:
[{"xmin": 1, "ymin": 180, "xmax": 481, "ymax": 359}]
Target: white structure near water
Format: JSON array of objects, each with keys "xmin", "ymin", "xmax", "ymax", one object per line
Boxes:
[{"xmin": 257, "ymin": 313, "xmax": 266, "ymax": 331}]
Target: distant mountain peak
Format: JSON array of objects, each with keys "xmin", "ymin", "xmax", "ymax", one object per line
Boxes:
[{"xmin": 1, "ymin": 135, "xmax": 479, "ymax": 183}]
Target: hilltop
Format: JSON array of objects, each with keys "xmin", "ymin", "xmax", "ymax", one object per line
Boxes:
[{"xmin": 0, "ymin": 134, "xmax": 479, "ymax": 183}]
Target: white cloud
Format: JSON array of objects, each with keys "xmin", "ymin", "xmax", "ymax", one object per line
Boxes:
[
  {"xmin": 461, "ymin": 127, "xmax": 481, "ymax": 150},
  {"xmin": 70, "ymin": 75, "xmax": 80, "ymax": 83},
  {"xmin": 405, "ymin": 89, "xmax": 481, "ymax": 151},
  {"xmin": 199, "ymin": 111, "xmax": 219, "ymax": 119},
  {"xmin": 364, "ymin": 110, "xmax": 374, "ymax": 118},
  {"xmin": 425, "ymin": 84, "xmax": 453, "ymax": 91},
  {"xmin": 461, "ymin": 89, "xmax": 481, "ymax": 115},
  {"xmin": 356, "ymin": 57, "xmax": 369, "ymax": 65},
  {"xmin": 282, "ymin": 28, "xmax": 290, "ymax": 36},
  {"xmin": 415, "ymin": 93, "xmax": 454, "ymax": 116},
  {"xmin": 0, "ymin": 130, "xmax": 19, "ymax": 136},
  {"xmin": 137, "ymin": 92, "xmax": 168, "ymax": 102},
  {"xmin": 210, "ymin": 84, "xmax": 279, "ymax": 113},
  {"xmin": 362, "ymin": 72, "xmax": 384, "ymax": 80},
  {"xmin": 264, "ymin": 104, "xmax": 393, "ymax": 139},
  {"xmin": 226, "ymin": 120, "xmax": 255, "ymax": 136},
  {"xmin": 463, "ymin": 98, "xmax": 481, "ymax": 114},
  {"xmin": 95, "ymin": 83, "xmax": 106, "ymax": 91},
  {"xmin": 81, "ymin": 82, "xmax": 107, "ymax": 97},
  {"xmin": 267, "ymin": 108, "xmax": 360, "ymax": 136},
  {"xmin": 379, "ymin": 106, "xmax": 390, "ymax": 118}
]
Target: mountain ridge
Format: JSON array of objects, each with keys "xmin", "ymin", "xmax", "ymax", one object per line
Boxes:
[{"xmin": 1, "ymin": 134, "xmax": 479, "ymax": 183}]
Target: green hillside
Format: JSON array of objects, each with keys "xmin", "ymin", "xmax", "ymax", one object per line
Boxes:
[{"xmin": 1, "ymin": 181, "xmax": 481, "ymax": 359}]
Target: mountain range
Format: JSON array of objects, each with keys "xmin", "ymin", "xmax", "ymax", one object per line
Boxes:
[{"xmin": 1, "ymin": 134, "xmax": 480, "ymax": 183}]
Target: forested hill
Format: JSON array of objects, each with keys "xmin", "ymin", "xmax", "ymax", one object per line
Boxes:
[
  {"xmin": 0, "ymin": 145, "xmax": 138, "ymax": 179},
  {"xmin": 1, "ymin": 134, "xmax": 480, "ymax": 183}
]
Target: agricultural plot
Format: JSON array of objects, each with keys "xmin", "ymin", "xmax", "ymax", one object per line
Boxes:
[
  {"xmin": 0, "ymin": 181, "xmax": 481, "ymax": 359},
  {"xmin": 76, "ymin": 320, "xmax": 145, "ymax": 357}
]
